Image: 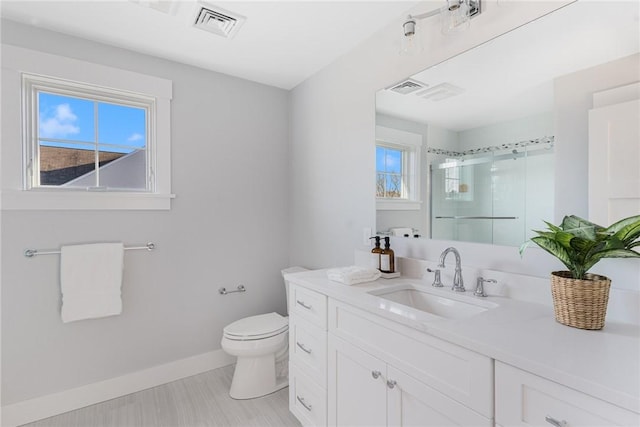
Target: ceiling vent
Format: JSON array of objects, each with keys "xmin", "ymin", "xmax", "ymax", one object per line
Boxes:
[
  {"xmin": 415, "ymin": 83, "xmax": 465, "ymax": 101},
  {"xmin": 130, "ymin": 1, "xmax": 178, "ymax": 15},
  {"xmin": 193, "ymin": 3, "xmax": 246, "ymax": 38},
  {"xmin": 387, "ymin": 79, "xmax": 426, "ymax": 95}
]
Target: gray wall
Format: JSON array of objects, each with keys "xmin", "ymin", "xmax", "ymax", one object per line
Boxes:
[{"xmin": 1, "ymin": 20, "xmax": 290, "ymax": 404}]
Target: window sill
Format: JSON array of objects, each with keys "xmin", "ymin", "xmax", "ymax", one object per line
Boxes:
[
  {"xmin": 376, "ymin": 200, "xmax": 422, "ymax": 211},
  {"xmin": 1, "ymin": 190, "xmax": 175, "ymax": 210}
]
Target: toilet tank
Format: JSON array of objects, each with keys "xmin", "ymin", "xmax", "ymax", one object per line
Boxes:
[{"xmin": 281, "ymin": 266, "xmax": 308, "ymax": 315}]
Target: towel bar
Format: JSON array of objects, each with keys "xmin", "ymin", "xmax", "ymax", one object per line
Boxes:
[{"xmin": 24, "ymin": 242, "xmax": 155, "ymax": 258}]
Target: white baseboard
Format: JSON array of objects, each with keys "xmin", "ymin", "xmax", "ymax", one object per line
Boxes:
[{"xmin": 2, "ymin": 349, "xmax": 235, "ymax": 427}]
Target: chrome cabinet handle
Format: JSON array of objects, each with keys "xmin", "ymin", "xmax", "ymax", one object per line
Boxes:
[
  {"xmin": 296, "ymin": 341, "xmax": 312, "ymax": 354},
  {"xmin": 296, "ymin": 299, "xmax": 312, "ymax": 310},
  {"xmin": 545, "ymin": 416, "xmax": 567, "ymax": 427},
  {"xmin": 386, "ymin": 379, "xmax": 397, "ymax": 389},
  {"xmin": 371, "ymin": 370, "xmax": 381, "ymax": 379},
  {"xmin": 297, "ymin": 395, "xmax": 312, "ymax": 411}
]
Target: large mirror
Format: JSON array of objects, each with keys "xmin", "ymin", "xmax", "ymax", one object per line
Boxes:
[{"xmin": 375, "ymin": 1, "xmax": 639, "ymax": 246}]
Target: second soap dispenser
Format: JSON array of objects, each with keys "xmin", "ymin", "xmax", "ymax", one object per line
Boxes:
[{"xmin": 380, "ymin": 236, "xmax": 395, "ymax": 274}]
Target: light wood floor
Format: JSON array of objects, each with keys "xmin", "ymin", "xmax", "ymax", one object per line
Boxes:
[{"xmin": 23, "ymin": 365, "xmax": 301, "ymax": 427}]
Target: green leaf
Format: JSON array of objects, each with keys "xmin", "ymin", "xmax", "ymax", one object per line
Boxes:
[
  {"xmin": 530, "ymin": 236, "xmax": 575, "ymax": 271},
  {"xmin": 561, "ymin": 215, "xmax": 603, "ymax": 232},
  {"xmin": 554, "ymin": 231, "xmax": 576, "ymax": 251},
  {"xmin": 583, "ymin": 249, "xmax": 640, "ymax": 272},
  {"xmin": 564, "ymin": 225, "xmax": 598, "ymax": 241},
  {"xmin": 607, "ymin": 215, "xmax": 640, "ymax": 235},
  {"xmin": 613, "ymin": 222, "xmax": 640, "ymax": 245},
  {"xmin": 543, "ymin": 221, "xmax": 562, "ymax": 233}
]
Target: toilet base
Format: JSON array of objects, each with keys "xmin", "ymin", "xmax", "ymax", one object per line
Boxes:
[{"xmin": 229, "ymin": 353, "xmax": 288, "ymax": 399}]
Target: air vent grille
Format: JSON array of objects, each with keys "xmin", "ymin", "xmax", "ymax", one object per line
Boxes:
[
  {"xmin": 193, "ymin": 4, "xmax": 245, "ymax": 38},
  {"xmin": 388, "ymin": 79, "xmax": 425, "ymax": 95}
]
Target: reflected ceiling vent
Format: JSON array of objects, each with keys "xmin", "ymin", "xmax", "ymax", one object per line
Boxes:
[
  {"xmin": 130, "ymin": 1, "xmax": 178, "ymax": 15},
  {"xmin": 387, "ymin": 79, "xmax": 427, "ymax": 95},
  {"xmin": 193, "ymin": 3, "xmax": 246, "ymax": 38},
  {"xmin": 416, "ymin": 83, "xmax": 465, "ymax": 101}
]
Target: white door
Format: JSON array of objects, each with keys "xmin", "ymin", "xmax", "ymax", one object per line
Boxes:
[
  {"xmin": 386, "ymin": 366, "xmax": 491, "ymax": 427},
  {"xmin": 327, "ymin": 335, "xmax": 387, "ymax": 427},
  {"xmin": 589, "ymin": 95, "xmax": 640, "ymax": 225}
]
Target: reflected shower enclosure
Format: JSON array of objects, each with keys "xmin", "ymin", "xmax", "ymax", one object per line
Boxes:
[{"xmin": 430, "ymin": 138, "xmax": 554, "ymax": 246}]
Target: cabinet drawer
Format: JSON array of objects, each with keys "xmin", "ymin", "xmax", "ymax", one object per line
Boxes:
[
  {"xmin": 290, "ymin": 315, "xmax": 327, "ymax": 386},
  {"xmin": 495, "ymin": 362, "xmax": 639, "ymax": 426},
  {"xmin": 329, "ymin": 300, "xmax": 493, "ymax": 418},
  {"xmin": 291, "ymin": 285, "xmax": 327, "ymax": 328},
  {"xmin": 290, "ymin": 362, "xmax": 327, "ymax": 427}
]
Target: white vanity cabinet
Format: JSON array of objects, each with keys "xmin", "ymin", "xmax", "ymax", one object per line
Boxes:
[
  {"xmin": 327, "ymin": 299, "xmax": 492, "ymax": 426},
  {"xmin": 495, "ymin": 362, "xmax": 639, "ymax": 427},
  {"xmin": 289, "ymin": 284, "xmax": 328, "ymax": 426},
  {"xmin": 287, "ymin": 273, "xmax": 639, "ymax": 427},
  {"xmin": 328, "ymin": 334, "xmax": 491, "ymax": 426}
]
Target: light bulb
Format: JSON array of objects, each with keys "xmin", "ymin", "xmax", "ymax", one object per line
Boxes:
[
  {"xmin": 400, "ymin": 17, "xmax": 423, "ymax": 55},
  {"xmin": 441, "ymin": 0, "xmax": 471, "ymax": 34}
]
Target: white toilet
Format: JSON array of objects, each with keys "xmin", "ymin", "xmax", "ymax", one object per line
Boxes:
[{"xmin": 220, "ymin": 266, "xmax": 307, "ymax": 399}]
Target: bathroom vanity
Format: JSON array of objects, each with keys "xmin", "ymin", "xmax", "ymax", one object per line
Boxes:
[{"xmin": 286, "ymin": 269, "xmax": 640, "ymax": 427}]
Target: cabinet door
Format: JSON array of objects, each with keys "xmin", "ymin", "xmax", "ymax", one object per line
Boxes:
[
  {"xmin": 327, "ymin": 335, "xmax": 387, "ymax": 427},
  {"xmin": 387, "ymin": 366, "xmax": 491, "ymax": 427},
  {"xmin": 496, "ymin": 362, "xmax": 639, "ymax": 427},
  {"xmin": 589, "ymin": 96, "xmax": 640, "ymax": 225}
]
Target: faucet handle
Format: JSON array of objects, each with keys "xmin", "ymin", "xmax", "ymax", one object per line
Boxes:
[
  {"xmin": 474, "ymin": 277, "xmax": 497, "ymax": 297},
  {"xmin": 425, "ymin": 268, "xmax": 444, "ymax": 287}
]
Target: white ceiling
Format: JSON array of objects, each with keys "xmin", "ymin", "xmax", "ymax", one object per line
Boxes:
[
  {"xmin": 376, "ymin": 1, "xmax": 640, "ymax": 132},
  {"xmin": 0, "ymin": 0, "xmax": 420, "ymax": 90}
]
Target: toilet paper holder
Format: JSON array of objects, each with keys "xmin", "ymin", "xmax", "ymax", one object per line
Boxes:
[{"xmin": 219, "ymin": 285, "xmax": 246, "ymax": 295}]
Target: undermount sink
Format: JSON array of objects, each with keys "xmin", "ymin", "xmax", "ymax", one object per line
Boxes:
[{"xmin": 368, "ymin": 284, "xmax": 498, "ymax": 320}]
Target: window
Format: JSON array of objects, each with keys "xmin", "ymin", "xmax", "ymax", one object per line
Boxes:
[
  {"xmin": 1, "ymin": 45, "xmax": 173, "ymax": 210},
  {"xmin": 24, "ymin": 75, "xmax": 154, "ymax": 192},
  {"xmin": 376, "ymin": 145, "xmax": 406, "ymax": 198},
  {"xmin": 375, "ymin": 126, "xmax": 421, "ymax": 210}
]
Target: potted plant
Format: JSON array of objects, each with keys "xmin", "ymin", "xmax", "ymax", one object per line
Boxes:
[{"xmin": 520, "ymin": 214, "xmax": 640, "ymax": 329}]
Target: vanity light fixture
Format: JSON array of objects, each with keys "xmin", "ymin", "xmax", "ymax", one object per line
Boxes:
[{"xmin": 401, "ymin": 0, "xmax": 481, "ymax": 55}]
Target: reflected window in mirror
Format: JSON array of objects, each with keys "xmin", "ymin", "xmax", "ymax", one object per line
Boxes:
[
  {"xmin": 375, "ymin": 125, "xmax": 422, "ymax": 211},
  {"xmin": 376, "ymin": 145, "xmax": 404, "ymax": 198}
]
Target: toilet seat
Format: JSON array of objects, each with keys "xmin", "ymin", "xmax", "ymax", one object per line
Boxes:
[{"xmin": 223, "ymin": 312, "xmax": 288, "ymax": 341}]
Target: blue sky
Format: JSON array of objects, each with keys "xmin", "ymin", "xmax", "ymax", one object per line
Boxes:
[
  {"xmin": 376, "ymin": 146, "xmax": 401, "ymax": 174},
  {"xmin": 38, "ymin": 92, "xmax": 146, "ymax": 153}
]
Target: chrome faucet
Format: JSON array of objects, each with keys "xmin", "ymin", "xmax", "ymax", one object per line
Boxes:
[
  {"xmin": 425, "ymin": 268, "xmax": 443, "ymax": 287},
  {"xmin": 438, "ymin": 247, "xmax": 465, "ymax": 292},
  {"xmin": 474, "ymin": 277, "xmax": 497, "ymax": 297}
]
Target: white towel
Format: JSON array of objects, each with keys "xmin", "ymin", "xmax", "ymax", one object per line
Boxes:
[
  {"xmin": 60, "ymin": 242, "xmax": 124, "ymax": 323},
  {"xmin": 327, "ymin": 266, "xmax": 381, "ymax": 286},
  {"xmin": 391, "ymin": 228, "xmax": 413, "ymax": 237}
]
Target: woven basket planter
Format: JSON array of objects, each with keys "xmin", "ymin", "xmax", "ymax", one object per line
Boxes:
[{"xmin": 550, "ymin": 271, "xmax": 611, "ymax": 330}]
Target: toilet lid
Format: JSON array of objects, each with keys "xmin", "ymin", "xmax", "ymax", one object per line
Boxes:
[{"xmin": 223, "ymin": 312, "xmax": 288, "ymax": 340}]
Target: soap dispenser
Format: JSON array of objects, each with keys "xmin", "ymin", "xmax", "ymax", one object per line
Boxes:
[
  {"xmin": 380, "ymin": 237, "xmax": 395, "ymax": 273},
  {"xmin": 370, "ymin": 236, "xmax": 382, "ymax": 270}
]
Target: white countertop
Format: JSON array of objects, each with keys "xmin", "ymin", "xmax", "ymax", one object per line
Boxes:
[{"xmin": 287, "ymin": 269, "xmax": 640, "ymax": 414}]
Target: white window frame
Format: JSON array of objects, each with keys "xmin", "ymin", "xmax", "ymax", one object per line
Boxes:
[
  {"xmin": 23, "ymin": 74, "xmax": 156, "ymax": 192},
  {"xmin": 1, "ymin": 45, "xmax": 174, "ymax": 210},
  {"xmin": 375, "ymin": 125, "xmax": 422, "ymax": 211}
]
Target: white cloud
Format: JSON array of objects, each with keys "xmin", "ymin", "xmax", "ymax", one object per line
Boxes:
[
  {"xmin": 39, "ymin": 103, "xmax": 80, "ymax": 138},
  {"xmin": 127, "ymin": 132, "xmax": 144, "ymax": 142}
]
